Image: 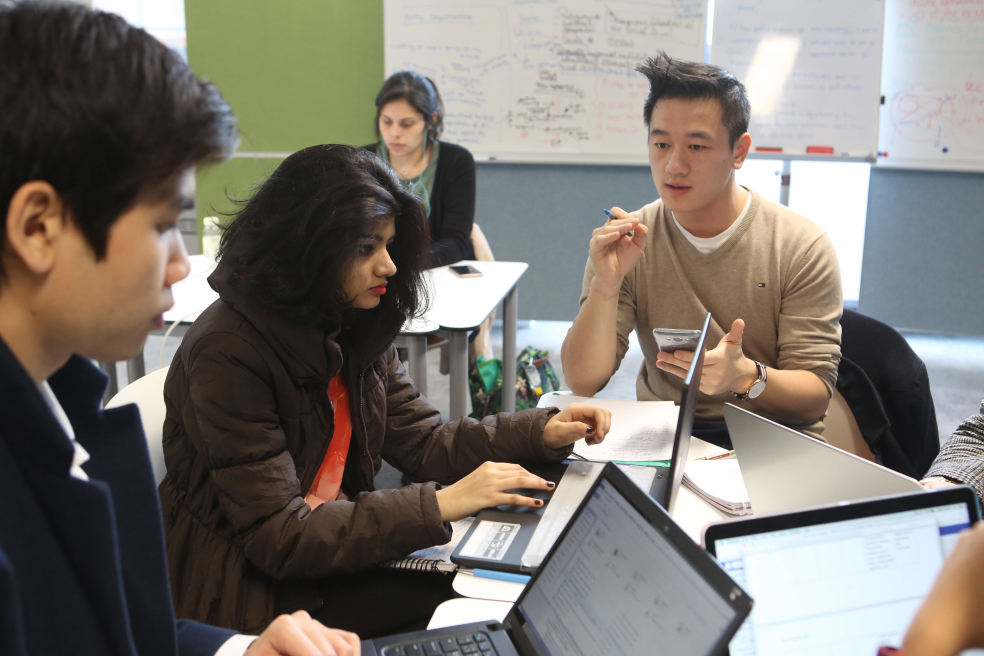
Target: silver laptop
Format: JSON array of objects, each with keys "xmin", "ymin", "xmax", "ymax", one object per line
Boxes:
[{"xmin": 723, "ymin": 403, "xmax": 923, "ymax": 515}]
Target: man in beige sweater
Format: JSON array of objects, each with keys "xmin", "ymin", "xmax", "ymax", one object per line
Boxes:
[{"xmin": 562, "ymin": 52, "xmax": 842, "ymax": 441}]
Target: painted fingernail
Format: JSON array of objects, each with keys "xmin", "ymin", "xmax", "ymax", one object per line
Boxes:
[
  {"xmin": 547, "ymin": 481, "xmax": 556, "ymax": 488},
  {"xmin": 535, "ymin": 499, "xmax": 544, "ymax": 506},
  {"xmin": 586, "ymin": 427, "xmax": 596, "ymax": 434}
]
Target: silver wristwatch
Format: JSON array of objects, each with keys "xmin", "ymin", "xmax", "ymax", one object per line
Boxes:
[{"xmin": 732, "ymin": 361, "xmax": 767, "ymax": 401}]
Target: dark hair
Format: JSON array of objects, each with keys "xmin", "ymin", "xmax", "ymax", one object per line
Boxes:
[
  {"xmin": 636, "ymin": 51, "xmax": 750, "ymax": 147},
  {"xmin": 218, "ymin": 145, "xmax": 430, "ymax": 332},
  {"xmin": 374, "ymin": 71, "xmax": 445, "ymax": 141},
  {"xmin": 0, "ymin": 1, "xmax": 237, "ymax": 271}
]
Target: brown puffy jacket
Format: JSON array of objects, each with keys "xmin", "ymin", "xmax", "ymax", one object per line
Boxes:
[{"xmin": 159, "ymin": 264, "xmax": 567, "ymax": 633}]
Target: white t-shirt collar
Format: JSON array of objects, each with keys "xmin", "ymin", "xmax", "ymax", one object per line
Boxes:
[{"xmin": 672, "ymin": 190, "xmax": 752, "ymax": 255}]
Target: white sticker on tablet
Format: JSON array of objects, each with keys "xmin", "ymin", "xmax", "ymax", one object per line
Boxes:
[{"xmin": 459, "ymin": 520, "xmax": 522, "ymax": 561}]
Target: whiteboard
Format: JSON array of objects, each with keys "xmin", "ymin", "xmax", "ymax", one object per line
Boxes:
[
  {"xmin": 877, "ymin": 0, "xmax": 984, "ymax": 172},
  {"xmin": 711, "ymin": 0, "xmax": 885, "ymax": 158},
  {"xmin": 384, "ymin": 0, "xmax": 708, "ymax": 164}
]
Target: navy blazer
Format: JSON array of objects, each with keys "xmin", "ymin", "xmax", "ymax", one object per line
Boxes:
[{"xmin": 0, "ymin": 337, "xmax": 235, "ymax": 656}]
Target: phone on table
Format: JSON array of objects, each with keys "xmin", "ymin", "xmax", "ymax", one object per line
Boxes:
[
  {"xmin": 653, "ymin": 327, "xmax": 703, "ymax": 353},
  {"xmin": 449, "ymin": 265, "xmax": 482, "ymax": 278}
]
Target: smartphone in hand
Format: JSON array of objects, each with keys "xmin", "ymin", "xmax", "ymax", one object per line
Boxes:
[{"xmin": 653, "ymin": 328, "xmax": 703, "ymax": 353}]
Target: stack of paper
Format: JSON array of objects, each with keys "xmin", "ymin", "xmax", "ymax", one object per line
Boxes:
[
  {"xmin": 682, "ymin": 459, "xmax": 752, "ymax": 516},
  {"xmin": 537, "ymin": 393, "xmax": 679, "ymax": 462}
]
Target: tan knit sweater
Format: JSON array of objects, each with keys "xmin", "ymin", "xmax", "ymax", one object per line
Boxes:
[{"xmin": 578, "ymin": 190, "xmax": 843, "ymax": 437}]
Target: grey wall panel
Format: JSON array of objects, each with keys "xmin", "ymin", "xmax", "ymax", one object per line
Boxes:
[
  {"xmin": 474, "ymin": 162, "xmax": 657, "ymax": 321},
  {"xmin": 478, "ymin": 163, "xmax": 984, "ymax": 336},
  {"xmin": 860, "ymin": 168, "xmax": 984, "ymax": 336}
]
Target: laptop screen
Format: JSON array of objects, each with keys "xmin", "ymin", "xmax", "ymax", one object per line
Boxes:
[
  {"xmin": 516, "ymin": 477, "xmax": 738, "ymax": 655},
  {"xmin": 712, "ymin": 502, "xmax": 973, "ymax": 655}
]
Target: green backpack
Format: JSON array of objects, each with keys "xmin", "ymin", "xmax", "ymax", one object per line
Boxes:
[{"xmin": 469, "ymin": 346, "xmax": 562, "ymax": 419}]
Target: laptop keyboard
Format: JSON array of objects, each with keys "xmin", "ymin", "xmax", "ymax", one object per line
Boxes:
[{"xmin": 381, "ymin": 632, "xmax": 497, "ymax": 656}]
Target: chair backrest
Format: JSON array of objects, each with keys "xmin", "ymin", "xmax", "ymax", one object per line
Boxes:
[
  {"xmin": 837, "ymin": 309, "xmax": 940, "ymax": 478},
  {"xmin": 106, "ymin": 366, "xmax": 169, "ymax": 485}
]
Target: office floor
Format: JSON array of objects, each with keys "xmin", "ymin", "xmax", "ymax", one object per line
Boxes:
[{"xmin": 135, "ymin": 319, "xmax": 984, "ymax": 489}]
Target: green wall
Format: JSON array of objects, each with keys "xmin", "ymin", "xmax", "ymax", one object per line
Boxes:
[{"xmin": 185, "ymin": 0, "xmax": 384, "ymax": 225}]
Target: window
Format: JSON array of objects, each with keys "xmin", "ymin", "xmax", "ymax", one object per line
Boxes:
[
  {"xmin": 91, "ymin": 0, "xmax": 186, "ymax": 60},
  {"xmin": 737, "ymin": 159, "xmax": 870, "ymax": 304}
]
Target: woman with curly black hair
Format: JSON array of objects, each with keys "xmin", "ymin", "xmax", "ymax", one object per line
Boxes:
[{"xmin": 159, "ymin": 144, "xmax": 609, "ymax": 638}]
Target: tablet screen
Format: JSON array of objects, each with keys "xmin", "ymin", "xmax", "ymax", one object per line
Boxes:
[{"xmin": 712, "ymin": 502, "xmax": 972, "ymax": 656}]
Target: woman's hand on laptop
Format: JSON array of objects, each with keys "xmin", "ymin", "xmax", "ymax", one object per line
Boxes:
[
  {"xmin": 435, "ymin": 462, "xmax": 556, "ymax": 522},
  {"xmin": 902, "ymin": 521, "xmax": 984, "ymax": 656},
  {"xmin": 246, "ymin": 610, "xmax": 360, "ymax": 655},
  {"xmin": 542, "ymin": 402, "xmax": 611, "ymax": 448}
]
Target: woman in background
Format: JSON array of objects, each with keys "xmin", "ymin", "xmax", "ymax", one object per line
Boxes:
[
  {"xmin": 366, "ymin": 71, "xmax": 497, "ymax": 360},
  {"xmin": 365, "ymin": 70, "xmax": 480, "ymax": 268},
  {"xmin": 159, "ymin": 145, "xmax": 609, "ymax": 638}
]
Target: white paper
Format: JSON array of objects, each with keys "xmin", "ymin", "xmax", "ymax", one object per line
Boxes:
[
  {"xmin": 682, "ymin": 459, "xmax": 751, "ymax": 513},
  {"xmin": 539, "ymin": 394, "xmax": 679, "ymax": 462},
  {"xmin": 406, "ymin": 517, "xmax": 475, "ymax": 563}
]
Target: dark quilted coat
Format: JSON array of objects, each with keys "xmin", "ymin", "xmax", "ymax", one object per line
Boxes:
[{"xmin": 159, "ymin": 261, "xmax": 566, "ymax": 633}]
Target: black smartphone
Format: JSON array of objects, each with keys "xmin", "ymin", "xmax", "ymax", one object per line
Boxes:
[{"xmin": 449, "ymin": 265, "xmax": 483, "ymax": 278}]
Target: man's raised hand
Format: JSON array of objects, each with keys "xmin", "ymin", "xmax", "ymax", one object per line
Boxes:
[{"xmin": 588, "ymin": 207, "xmax": 648, "ymax": 293}]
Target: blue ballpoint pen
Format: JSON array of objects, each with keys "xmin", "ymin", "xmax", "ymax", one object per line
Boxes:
[{"xmin": 604, "ymin": 208, "xmax": 633, "ymax": 236}]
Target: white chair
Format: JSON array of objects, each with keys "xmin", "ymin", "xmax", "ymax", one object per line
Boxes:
[{"xmin": 106, "ymin": 366, "xmax": 170, "ymax": 485}]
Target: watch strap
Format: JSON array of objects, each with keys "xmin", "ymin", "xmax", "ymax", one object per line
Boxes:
[{"xmin": 732, "ymin": 361, "xmax": 767, "ymax": 401}]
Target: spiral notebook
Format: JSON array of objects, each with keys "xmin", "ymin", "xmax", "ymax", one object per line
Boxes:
[
  {"xmin": 681, "ymin": 458, "xmax": 752, "ymax": 516},
  {"xmin": 380, "ymin": 517, "xmax": 475, "ymax": 574}
]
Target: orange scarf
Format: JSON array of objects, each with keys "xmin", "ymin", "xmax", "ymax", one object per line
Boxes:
[{"xmin": 304, "ymin": 375, "xmax": 352, "ymax": 509}]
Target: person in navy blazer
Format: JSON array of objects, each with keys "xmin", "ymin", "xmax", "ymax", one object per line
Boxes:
[{"xmin": 0, "ymin": 3, "xmax": 359, "ymax": 655}]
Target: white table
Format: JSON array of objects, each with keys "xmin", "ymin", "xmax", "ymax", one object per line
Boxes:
[
  {"xmin": 106, "ymin": 257, "xmax": 527, "ymax": 418},
  {"xmin": 392, "ymin": 316, "xmax": 440, "ymax": 398},
  {"xmin": 412, "ymin": 261, "xmax": 528, "ymax": 419}
]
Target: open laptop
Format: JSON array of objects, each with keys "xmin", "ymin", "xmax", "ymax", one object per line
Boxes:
[
  {"xmin": 365, "ymin": 462, "xmax": 753, "ymax": 656},
  {"xmin": 704, "ymin": 486, "xmax": 981, "ymax": 656},
  {"xmin": 450, "ymin": 312, "xmax": 712, "ymax": 573},
  {"xmin": 723, "ymin": 403, "xmax": 924, "ymax": 515},
  {"xmin": 649, "ymin": 310, "xmax": 711, "ymax": 512}
]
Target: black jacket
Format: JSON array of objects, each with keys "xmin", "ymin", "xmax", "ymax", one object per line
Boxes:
[
  {"xmin": 0, "ymin": 337, "xmax": 234, "ymax": 656},
  {"xmin": 364, "ymin": 140, "xmax": 476, "ymax": 267},
  {"xmin": 836, "ymin": 309, "xmax": 940, "ymax": 479}
]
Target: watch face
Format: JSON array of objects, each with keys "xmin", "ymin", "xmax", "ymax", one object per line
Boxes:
[{"xmin": 748, "ymin": 379, "xmax": 767, "ymax": 399}]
